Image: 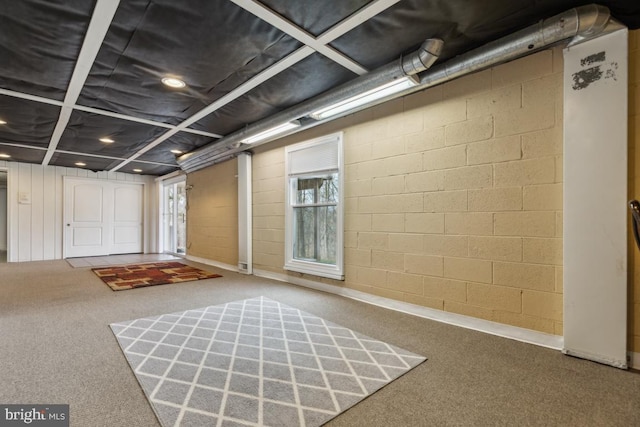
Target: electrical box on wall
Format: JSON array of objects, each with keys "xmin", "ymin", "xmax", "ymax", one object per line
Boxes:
[{"xmin": 18, "ymin": 192, "xmax": 31, "ymax": 205}]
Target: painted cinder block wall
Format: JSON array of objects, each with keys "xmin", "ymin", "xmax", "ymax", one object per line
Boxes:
[
  {"xmin": 186, "ymin": 158, "xmax": 239, "ymax": 267},
  {"xmin": 629, "ymin": 29, "xmax": 639, "ymax": 354},
  {"xmin": 252, "ymin": 46, "xmax": 566, "ymax": 336}
]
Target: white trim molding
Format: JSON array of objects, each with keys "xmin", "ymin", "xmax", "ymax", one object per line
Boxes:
[
  {"xmin": 284, "ymin": 132, "xmax": 344, "ymax": 280},
  {"xmin": 237, "ymin": 153, "xmax": 253, "ymax": 274},
  {"xmin": 253, "ymin": 268, "xmax": 564, "ymax": 351},
  {"xmin": 186, "ymin": 254, "xmax": 239, "ymax": 273}
]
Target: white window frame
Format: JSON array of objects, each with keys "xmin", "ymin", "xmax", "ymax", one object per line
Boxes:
[
  {"xmin": 157, "ymin": 174, "xmax": 187, "ymax": 255},
  {"xmin": 284, "ymin": 132, "xmax": 344, "ymax": 280}
]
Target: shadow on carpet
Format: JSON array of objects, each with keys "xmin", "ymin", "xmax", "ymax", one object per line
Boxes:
[
  {"xmin": 110, "ymin": 296, "xmax": 426, "ymax": 426},
  {"xmin": 92, "ymin": 262, "xmax": 221, "ymax": 291}
]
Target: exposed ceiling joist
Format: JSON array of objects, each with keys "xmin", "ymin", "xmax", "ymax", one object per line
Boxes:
[
  {"xmin": 109, "ymin": 46, "xmax": 316, "ymax": 171},
  {"xmin": 1, "ymin": 0, "xmax": 638, "ymax": 176},
  {"xmin": 0, "ymin": 88, "xmax": 64, "ymax": 108},
  {"xmin": 317, "ymin": 0, "xmax": 403, "ymax": 43},
  {"xmin": 73, "ymin": 105, "xmax": 222, "ymax": 138},
  {"xmin": 109, "ymin": 0, "xmax": 403, "ymax": 172},
  {"xmin": 229, "ymin": 0, "xmax": 368, "ymax": 75},
  {"xmin": 42, "ymin": 0, "xmax": 121, "ymax": 166}
]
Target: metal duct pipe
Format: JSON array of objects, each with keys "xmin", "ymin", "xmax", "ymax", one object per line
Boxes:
[
  {"xmin": 178, "ymin": 38, "xmax": 443, "ymax": 169},
  {"xmin": 420, "ymin": 4, "xmax": 610, "ymax": 87},
  {"xmin": 179, "ymin": 4, "xmax": 611, "ymax": 173},
  {"xmin": 402, "ymin": 38, "xmax": 444, "ymax": 75}
]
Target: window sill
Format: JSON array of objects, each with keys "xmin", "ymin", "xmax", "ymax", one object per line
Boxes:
[{"xmin": 284, "ymin": 261, "xmax": 344, "ymax": 281}]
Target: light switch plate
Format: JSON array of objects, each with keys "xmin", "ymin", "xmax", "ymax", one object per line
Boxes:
[{"xmin": 18, "ymin": 192, "xmax": 31, "ymax": 204}]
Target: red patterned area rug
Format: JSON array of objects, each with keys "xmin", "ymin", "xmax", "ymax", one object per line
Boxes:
[{"xmin": 92, "ymin": 262, "xmax": 222, "ymax": 291}]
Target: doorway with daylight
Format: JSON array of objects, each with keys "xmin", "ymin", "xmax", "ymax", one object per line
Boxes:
[{"xmin": 162, "ymin": 178, "xmax": 187, "ymax": 256}]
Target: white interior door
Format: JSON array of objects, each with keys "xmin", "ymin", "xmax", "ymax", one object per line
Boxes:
[
  {"xmin": 112, "ymin": 184, "xmax": 143, "ymax": 254},
  {"xmin": 64, "ymin": 178, "xmax": 144, "ymax": 258},
  {"xmin": 64, "ymin": 179, "xmax": 110, "ymax": 258}
]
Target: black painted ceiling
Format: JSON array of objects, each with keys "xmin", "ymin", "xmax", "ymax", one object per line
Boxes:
[{"xmin": 0, "ymin": 0, "xmax": 638, "ymax": 176}]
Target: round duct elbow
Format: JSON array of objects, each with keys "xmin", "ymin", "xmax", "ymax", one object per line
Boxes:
[
  {"xmin": 402, "ymin": 38, "xmax": 444, "ymax": 75},
  {"xmin": 575, "ymin": 4, "xmax": 611, "ymax": 37}
]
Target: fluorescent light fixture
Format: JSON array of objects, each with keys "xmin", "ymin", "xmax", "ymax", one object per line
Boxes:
[
  {"xmin": 0, "ymin": 120, "xmax": 6, "ymax": 125},
  {"xmin": 170, "ymin": 149, "xmax": 183, "ymax": 154},
  {"xmin": 132, "ymin": 168, "xmax": 143, "ymax": 173},
  {"xmin": 75, "ymin": 162, "xmax": 86, "ymax": 167},
  {"xmin": 0, "ymin": 154, "xmax": 10, "ymax": 158},
  {"xmin": 161, "ymin": 77, "xmax": 186, "ymax": 88},
  {"xmin": 99, "ymin": 137, "xmax": 114, "ymax": 143},
  {"xmin": 310, "ymin": 76, "xmax": 419, "ymax": 120},
  {"xmin": 242, "ymin": 120, "xmax": 301, "ymax": 144}
]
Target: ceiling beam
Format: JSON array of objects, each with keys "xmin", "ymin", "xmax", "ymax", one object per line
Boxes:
[
  {"xmin": 0, "ymin": 143, "xmax": 176, "ymax": 167},
  {"xmin": 0, "ymin": 88, "xmax": 223, "ymax": 139},
  {"xmin": 0, "ymin": 88, "xmax": 64, "ymax": 107},
  {"xmin": 229, "ymin": 0, "xmax": 368, "ymax": 75},
  {"xmin": 110, "ymin": 0, "xmax": 400, "ymax": 172},
  {"xmin": 317, "ymin": 0, "xmax": 402, "ymax": 44},
  {"xmin": 54, "ymin": 149, "xmax": 176, "ymax": 167},
  {"xmin": 73, "ymin": 105, "xmax": 222, "ymax": 138},
  {"xmin": 0, "ymin": 143, "xmax": 48, "ymax": 151},
  {"xmin": 109, "ymin": 46, "xmax": 315, "ymax": 171},
  {"xmin": 42, "ymin": 0, "xmax": 121, "ymax": 166}
]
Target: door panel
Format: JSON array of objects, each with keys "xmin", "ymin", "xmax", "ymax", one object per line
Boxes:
[
  {"xmin": 72, "ymin": 228, "xmax": 103, "ymax": 246},
  {"xmin": 73, "ymin": 185, "xmax": 103, "ymax": 222},
  {"xmin": 113, "ymin": 187, "xmax": 141, "ymax": 221},
  {"xmin": 64, "ymin": 180, "xmax": 109, "ymax": 257},
  {"xmin": 113, "ymin": 226, "xmax": 140, "ymax": 244},
  {"xmin": 112, "ymin": 185, "xmax": 143, "ymax": 254},
  {"xmin": 64, "ymin": 178, "xmax": 144, "ymax": 258}
]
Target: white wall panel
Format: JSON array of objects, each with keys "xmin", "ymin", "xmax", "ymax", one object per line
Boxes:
[
  {"xmin": 53, "ymin": 167, "xmax": 66, "ymax": 259},
  {"xmin": 0, "ymin": 187, "xmax": 7, "ymax": 251},
  {"xmin": 30, "ymin": 165, "xmax": 44, "ymax": 261},
  {"xmin": 563, "ymin": 28, "xmax": 628, "ymax": 368},
  {"xmin": 43, "ymin": 166, "xmax": 56, "ymax": 260},
  {"xmin": 18, "ymin": 163, "xmax": 32, "ymax": 262},
  {"xmin": 4, "ymin": 161, "xmax": 157, "ymax": 262}
]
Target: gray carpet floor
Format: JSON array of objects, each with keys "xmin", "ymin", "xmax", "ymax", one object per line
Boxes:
[{"xmin": 0, "ymin": 259, "xmax": 639, "ymax": 426}]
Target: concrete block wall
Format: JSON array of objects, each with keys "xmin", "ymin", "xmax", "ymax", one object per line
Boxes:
[
  {"xmin": 186, "ymin": 158, "xmax": 239, "ymax": 267},
  {"xmin": 629, "ymin": 29, "xmax": 639, "ymax": 354},
  {"xmin": 252, "ymin": 47, "xmax": 565, "ymax": 336}
]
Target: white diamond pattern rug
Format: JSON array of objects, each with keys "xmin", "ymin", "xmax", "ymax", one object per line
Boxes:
[{"xmin": 110, "ymin": 296, "xmax": 426, "ymax": 426}]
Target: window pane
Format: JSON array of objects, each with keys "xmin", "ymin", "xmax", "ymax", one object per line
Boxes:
[
  {"xmin": 293, "ymin": 206, "xmax": 337, "ymax": 264},
  {"xmin": 294, "ymin": 173, "xmax": 338, "ymax": 205}
]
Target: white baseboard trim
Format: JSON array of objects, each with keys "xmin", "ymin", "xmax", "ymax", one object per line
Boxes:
[
  {"xmin": 630, "ymin": 352, "xmax": 640, "ymax": 369},
  {"xmin": 253, "ymin": 268, "xmax": 564, "ymax": 351},
  {"xmin": 562, "ymin": 348, "xmax": 627, "ymax": 369},
  {"xmin": 185, "ymin": 255, "xmax": 238, "ymax": 273}
]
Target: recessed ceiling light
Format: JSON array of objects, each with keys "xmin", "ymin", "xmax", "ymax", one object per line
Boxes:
[
  {"xmin": 75, "ymin": 162, "xmax": 86, "ymax": 167},
  {"xmin": 0, "ymin": 120, "xmax": 6, "ymax": 125},
  {"xmin": 161, "ymin": 77, "xmax": 186, "ymax": 88},
  {"xmin": 99, "ymin": 137, "xmax": 115, "ymax": 143},
  {"xmin": 0, "ymin": 154, "xmax": 10, "ymax": 158},
  {"xmin": 133, "ymin": 168, "xmax": 143, "ymax": 173},
  {"xmin": 170, "ymin": 149, "xmax": 183, "ymax": 154}
]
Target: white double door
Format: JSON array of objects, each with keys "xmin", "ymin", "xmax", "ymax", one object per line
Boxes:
[{"xmin": 64, "ymin": 177, "xmax": 144, "ymax": 258}]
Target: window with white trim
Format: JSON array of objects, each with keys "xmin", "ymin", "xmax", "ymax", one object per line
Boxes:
[{"xmin": 285, "ymin": 132, "xmax": 344, "ymax": 280}]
